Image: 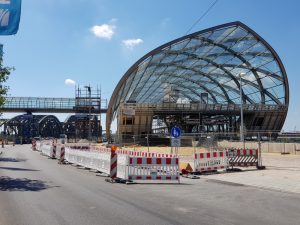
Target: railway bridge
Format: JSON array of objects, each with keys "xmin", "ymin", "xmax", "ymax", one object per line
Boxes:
[{"xmin": 0, "ymin": 88, "xmax": 108, "ymax": 143}]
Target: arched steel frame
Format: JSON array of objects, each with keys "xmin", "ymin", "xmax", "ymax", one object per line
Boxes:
[
  {"xmin": 63, "ymin": 115, "xmax": 101, "ymax": 141},
  {"xmin": 3, "ymin": 114, "xmax": 62, "ymax": 143},
  {"xmin": 106, "ymin": 21, "xmax": 289, "ymax": 136}
]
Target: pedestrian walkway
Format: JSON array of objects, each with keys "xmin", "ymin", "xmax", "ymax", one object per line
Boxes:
[{"xmin": 204, "ymin": 153, "xmax": 300, "ymax": 194}]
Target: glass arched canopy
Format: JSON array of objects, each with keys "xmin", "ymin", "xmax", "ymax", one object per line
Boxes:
[{"xmin": 107, "ymin": 21, "xmax": 289, "ymax": 129}]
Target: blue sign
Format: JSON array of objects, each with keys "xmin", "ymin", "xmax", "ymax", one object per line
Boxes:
[
  {"xmin": 0, "ymin": 0, "xmax": 22, "ymax": 35},
  {"xmin": 171, "ymin": 127, "xmax": 181, "ymax": 138}
]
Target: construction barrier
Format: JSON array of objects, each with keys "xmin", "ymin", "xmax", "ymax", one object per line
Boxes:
[
  {"xmin": 36, "ymin": 140, "xmax": 41, "ymax": 151},
  {"xmin": 52, "ymin": 139, "xmax": 57, "ymax": 159},
  {"xmin": 65, "ymin": 145, "xmax": 112, "ymax": 175},
  {"xmin": 41, "ymin": 140, "xmax": 53, "ymax": 157},
  {"xmin": 193, "ymin": 150, "xmax": 227, "ymax": 173},
  {"xmin": 32, "ymin": 139, "xmax": 37, "ymax": 151},
  {"xmin": 227, "ymin": 148, "xmax": 258, "ymax": 167},
  {"xmin": 117, "ymin": 149, "xmax": 177, "ymax": 158},
  {"xmin": 117, "ymin": 150, "xmax": 180, "ymax": 183},
  {"xmin": 110, "ymin": 147, "xmax": 117, "ymax": 178},
  {"xmin": 59, "ymin": 145, "xmax": 65, "ymax": 164}
]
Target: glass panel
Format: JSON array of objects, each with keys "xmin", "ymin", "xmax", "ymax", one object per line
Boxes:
[
  {"xmin": 150, "ymin": 52, "xmax": 164, "ymax": 64},
  {"xmin": 170, "ymin": 38, "xmax": 190, "ymax": 51},
  {"xmin": 231, "ymin": 34, "xmax": 257, "ymax": 53},
  {"xmin": 210, "ymin": 26, "xmax": 237, "ymax": 43},
  {"xmin": 242, "ymin": 84, "xmax": 259, "ymax": 95},
  {"xmin": 225, "ymin": 57, "xmax": 243, "ymax": 67},
  {"xmin": 194, "ymin": 45, "xmax": 214, "ymax": 55},
  {"xmin": 247, "ymin": 92, "xmax": 261, "ymax": 103},
  {"xmin": 260, "ymin": 60, "xmax": 280, "ymax": 74},
  {"xmin": 213, "ymin": 54, "xmax": 234, "ymax": 64},
  {"xmin": 197, "ymin": 31, "xmax": 213, "ymax": 39},
  {"xmin": 248, "ymin": 53, "xmax": 273, "ymax": 68},
  {"xmin": 221, "ymin": 27, "xmax": 248, "ymax": 47},
  {"xmin": 160, "ymin": 54, "xmax": 177, "ymax": 64},
  {"xmin": 260, "ymin": 76, "xmax": 276, "ymax": 89},
  {"xmin": 264, "ymin": 95, "xmax": 276, "ymax": 104}
]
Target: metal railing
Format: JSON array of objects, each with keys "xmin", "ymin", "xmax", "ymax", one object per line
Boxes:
[
  {"xmin": 3, "ymin": 97, "xmax": 76, "ymax": 109},
  {"xmin": 1, "ymin": 97, "xmax": 108, "ymax": 113},
  {"xmin": 122, "ymin": 102, "xmax": 287, "ymax": 113}
]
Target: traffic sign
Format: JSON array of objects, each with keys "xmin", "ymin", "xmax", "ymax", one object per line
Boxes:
[
  {"xmin": 171, "ymin": 138, "xmax": 181, "ymax": 147},
  {"xmin": 171, "ymin": 127, "xmax": 181, "ymax": 138}
]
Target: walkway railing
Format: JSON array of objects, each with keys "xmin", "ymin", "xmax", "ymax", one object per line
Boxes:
[
  {"xmin": 1, "ymin": 97, "xmax": 108, "ymax": 113},
  {"xmin": 122, "ymin": 102, "xmax": 287, "ymax": 113}
]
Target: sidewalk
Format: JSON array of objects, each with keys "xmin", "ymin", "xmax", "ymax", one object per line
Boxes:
[{"xmin": 203, "ymin": 153, "xmax": 300, "ymax": 194}]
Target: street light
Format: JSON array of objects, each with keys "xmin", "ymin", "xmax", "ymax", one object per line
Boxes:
[
  {"xmin": 84, "ymin": 85, "xmax": 92, "ymax": 145},
  {"xmin": 239, "ymin": 73, "xmax": 246, "ymax": 148}
]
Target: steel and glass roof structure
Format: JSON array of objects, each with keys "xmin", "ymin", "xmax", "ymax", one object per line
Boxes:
[{"xmin": 107, "ymin": 21, "xmax": 289, "ymax": 133}]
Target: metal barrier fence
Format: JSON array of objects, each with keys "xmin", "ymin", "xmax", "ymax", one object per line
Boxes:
[{"xmin": 227, "ymin": 148, "xmax": 258, "ymax": 167}]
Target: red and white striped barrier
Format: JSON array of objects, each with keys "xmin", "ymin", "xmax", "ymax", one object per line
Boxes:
[
  {"xmin": 59, "ymin": 145, "xmax": 65, "ymax": 164},
  {"xmin": 32, "ymin": 139, "xmax": 37, "ymax": 151},
  {"xmin": 117, "ymin": 151, "xmax": 180, "ymax": 183},
  {"xmin": 52, "ymin": 139, "xmax": 57, "ymax": 159},
  {"xmin": 110, "ymin": 148, "xmax": 117, "ymax": 179},
  {"xmin": 227, "ymin": 148, "xmax": 258, "ymax": 167},
  {"xmin": 117, "ymin": 149, "xmax": 178, "ymax": 158},
  {"xmin": 193, "ymin": 150, "xmax": 227, "ymax": 172}
]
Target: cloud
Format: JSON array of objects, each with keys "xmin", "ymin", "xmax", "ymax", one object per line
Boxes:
[
  {"xmin": 109, "ymin": 18, "xmax": 118, "ymax": 23},
  {"xmin": 122, "ymin": 38, "xmax": 143, "ymax": 49},
  {"xmin": 65, "ymin": 79, "xmax": 76, "ymax": 86},
  {"xmin": 90, "ymin": 24, "xmax": 116, "ymax": 40}
]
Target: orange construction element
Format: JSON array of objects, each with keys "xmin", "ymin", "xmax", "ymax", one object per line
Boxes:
[
  {"xmin": 111, "ymin": 145, "xmax": 117, "ymax": 152},
  {"xmin": 180, "ymin": 162, "xmax": 193, "ymax": 174}
]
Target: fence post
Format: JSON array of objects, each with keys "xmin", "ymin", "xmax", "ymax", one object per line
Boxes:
[{"xmin": 257, "ymin": 133, "xmax": 265, "ymax": 170}]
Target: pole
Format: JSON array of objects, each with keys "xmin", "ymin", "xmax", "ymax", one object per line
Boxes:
[
  {"xmin": 239, "ymin": 73, "xmax": 245, "ymax": 149},
  {"xmin": 146, "ymin": 134, "xmax": 149, "ymax": 152},
  {"xmin": 84, "ymin": 85, "xmax": 92, "ymax": 145},
  {"xmin": 133, "ymin": 135, "xmax": 136, "ymax": 151},
  {"xmin": 89, "ymin": 87, "xmax": 91, "ymax": 145}
]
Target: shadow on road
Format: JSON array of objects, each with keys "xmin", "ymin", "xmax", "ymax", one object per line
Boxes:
[
  {"xmin": 0, "ymin": 167, "xmax": 40, "ymax": 172},
  {"xmin": 0, "ymin": 176, "xmax": 57, "ymax": 192},
  {"xmin": 0, "ymin": 157, "xmax": 27, "ymax": 162}
]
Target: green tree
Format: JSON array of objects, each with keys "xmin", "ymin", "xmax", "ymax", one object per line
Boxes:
[{"xmin": 0, "ymin": 56, "xmax": 13, "ymax": 107}]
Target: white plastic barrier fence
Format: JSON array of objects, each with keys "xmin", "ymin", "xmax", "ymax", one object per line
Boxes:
[
  {"xmin": 117, "ymin": 150, "xmax": 180, "ymax": 183},
  {"xmin": 65, "ymin": 146, "xmax": 112, "ymax": 175},
  {"xmin": 41, "ymin": 140, "xmax": 53, "ymax": 157},
  {"xmin": 55, "ymin": 143, "xmax": 62, "ymax": 160},
  {"xmin": 194, "ymin": 150, "xmax": 227, "ymax": 172},
  {"xmin": 36, "ymin": 141, "xmax": 41, "ymax": 151}
]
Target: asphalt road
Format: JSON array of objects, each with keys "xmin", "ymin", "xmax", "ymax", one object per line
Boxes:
[{"xmin": 1, "ymin": 145, "xmax": 300, "ymax": 225}]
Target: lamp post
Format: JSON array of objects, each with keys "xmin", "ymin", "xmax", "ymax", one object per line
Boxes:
[
  {"xmin": 239, "ymin": 73, "xmax": 246, "ymax": 148},
  {"xmin": 145, "ymin": 134, "xmax": 149, "ymax": 152},
  {"xmin": 84, "ymin": 85, "xmax": 92, "ymax": 145}
]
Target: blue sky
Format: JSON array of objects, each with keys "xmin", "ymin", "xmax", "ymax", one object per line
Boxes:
[{"xmin": 1, "ymin": 0, "xmax": 300, "ymax": 131}]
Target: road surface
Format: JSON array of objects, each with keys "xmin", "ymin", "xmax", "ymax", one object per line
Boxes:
[{"xmin": 1, "ymin": 145, "xmax": 300, "ymax": 225}]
